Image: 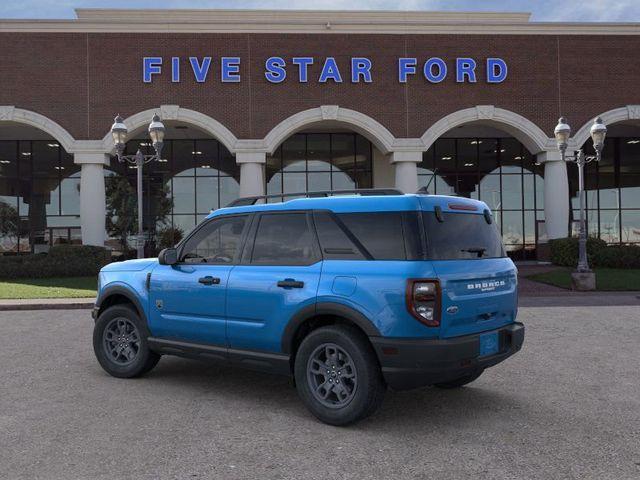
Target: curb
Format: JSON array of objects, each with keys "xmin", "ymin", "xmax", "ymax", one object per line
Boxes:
[{"xmin": 0, "ymin": 300, "xmax": 94, "ymax": 311}]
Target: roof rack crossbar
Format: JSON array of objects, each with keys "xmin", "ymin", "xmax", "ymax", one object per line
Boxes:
[{"xmin": 224, "ymin": 188, "xmax": 404, "ymax": 207}]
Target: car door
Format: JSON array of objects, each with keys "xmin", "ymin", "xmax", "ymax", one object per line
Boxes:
[
  {"xmin": 148, "ymin": 214, "xmax": 250, "ymax": 345},
  {"xmin": 226, "ymin": 211, "xmax": 322, "ymax": 353}
]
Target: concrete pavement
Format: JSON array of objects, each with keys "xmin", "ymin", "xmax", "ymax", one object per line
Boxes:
[{"xmin": 0, "ymin": 306, "xmax": 639, "ymax": 479}]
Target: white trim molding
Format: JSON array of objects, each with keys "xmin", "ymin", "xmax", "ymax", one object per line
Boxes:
[
  {"xmin": 100, "ymin": 105, "xmax": 239, "ymax": 154},
  {"xmin": 2, "ymin": 9, "xmax": 640, "ymax": 35},
  {"xmin": 421, "ymin": 105, "xmax": 553, "ymax": 154},
  {"xmin": 263, "ymin": 106, "xmax": 397, "ymax": 155},
  {"xmin": 0, "ymin": 106, "xmax": 76, "ymax": 153},
  {"xmin": 571, "ymin": 105, "xmax": 640, "ymax": 149}
]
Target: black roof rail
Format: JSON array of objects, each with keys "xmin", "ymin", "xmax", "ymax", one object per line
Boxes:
[{"xmin": 224, "ymin": 188, "xmax": 404, "ymax": 208}]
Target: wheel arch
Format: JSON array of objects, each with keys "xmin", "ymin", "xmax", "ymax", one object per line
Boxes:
[
  {"xmin": 282, "ymin": 302, "xmax": 381, "ymax": 358},
  {"xmin": 96, "ymin": 285, "xmax": 147, "ymax": 325}
]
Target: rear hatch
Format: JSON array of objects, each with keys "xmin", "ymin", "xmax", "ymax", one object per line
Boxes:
[{"xmin": 422, "ymin": 208, "xmax": 518, "ymax": 339}]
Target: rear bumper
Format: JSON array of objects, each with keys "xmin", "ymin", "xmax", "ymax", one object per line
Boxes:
[{"xmin": 370, "ymin": 323, "xmax": 524, "ymax": 391}]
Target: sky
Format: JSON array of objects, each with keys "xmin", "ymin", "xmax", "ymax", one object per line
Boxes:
[{"xmin": 1, "ymin": 0, "xmax": 640, "ymax": 22}]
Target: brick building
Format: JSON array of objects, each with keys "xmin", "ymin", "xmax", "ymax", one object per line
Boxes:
[{"xmin": 1, "ymin": 9, "xmax": 640, "ymax": 257}]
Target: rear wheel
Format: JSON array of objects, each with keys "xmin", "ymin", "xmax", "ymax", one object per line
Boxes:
[
  {"xmin": 434, "ymin": 369, "xmax": 484, "ymax": 389},
  {"xmin": 294, "ymin": 325, "xmax": 385, "ymax": 426},
  {"xmin": 93, "ymin": 304, "xmax": 160, "ymax": 378}
]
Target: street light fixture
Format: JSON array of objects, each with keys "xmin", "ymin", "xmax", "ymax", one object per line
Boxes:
[
  {"xmin": 553, "ymin": 116, "xmax": 607, "ymax": 285},
  {"xmin": 110, "ymin": 113, "xmax": 166, "ymax": 259}
]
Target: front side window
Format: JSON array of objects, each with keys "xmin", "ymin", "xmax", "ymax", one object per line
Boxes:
[
  {"xmin": 181, "ymin": 215, "xmax": 247, "ymax": 264},
  {"xmin": 423, "ymin": 212, "xmax": 505, "ymax": 260},
  {"xmin": 251, "ymin": 213, "xmax": 318, "ymax": 265}
]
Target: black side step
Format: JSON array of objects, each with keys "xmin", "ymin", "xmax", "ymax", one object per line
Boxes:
[{"xmin": 147, "ymin": 337, "xmax": 291, "ymax": 376}]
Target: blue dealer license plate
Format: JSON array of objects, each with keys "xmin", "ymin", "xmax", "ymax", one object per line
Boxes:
[{"xmin": 479, "ymin": 332, "xmax": 499, "ymax": 357}]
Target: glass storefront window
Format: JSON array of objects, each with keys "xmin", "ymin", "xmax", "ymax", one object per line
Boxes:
[
  {"xmin": 266, "ymin": 132, "xmax": 373, "ymax": 198},
  {"xmin": 569, "ymin": 136, "xmax": 640, "ymax": 244},
  {"xmin": 421, "ymin": 136, "xmax": 544, "ymax": 258},
  {"xmin": 106, "ymin": 138, "xmax": 239, "ymax": 250},
  {"xmin": 0, "ymin": 140, "xmax": 79, "ymax": 253}
]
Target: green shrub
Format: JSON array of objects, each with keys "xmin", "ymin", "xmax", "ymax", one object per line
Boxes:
[
  {"xmin": 549, "ymin": 237, "xmax": 607, "ymax": 267},
  {"xmin": 550, "ymin": 237, "xmax": 640, "ymax": 268},
  {"xmin": 0, "ymin": 245, "xmax": 111, "ymax": 279},
  {"xmin": 593, "ymin": 245, "xmax": 640, "ymax": 268}
]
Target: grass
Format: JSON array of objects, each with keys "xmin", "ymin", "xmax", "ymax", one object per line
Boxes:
[
  {"xmin": 0, "ymin": 277, "xmax": 97, "ymax": 299},
  {"xmin": 527, "ymin": 268, "xmax": 640, "ymax": 291}
]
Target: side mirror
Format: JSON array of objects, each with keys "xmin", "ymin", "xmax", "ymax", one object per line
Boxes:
[{"xmin": 158, "ymin": 248, "xmax": 178, "ymax": 266}]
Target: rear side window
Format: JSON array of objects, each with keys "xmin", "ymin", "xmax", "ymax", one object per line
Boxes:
[
  {"xmin": 251, "ymin": 213, "xmax": 319, "ymax": 265},
  {"xmin": 313, "ymin": 212, "xmax": 365, "ymax": 260},
  {"xmin": 423, "ymin": 212, "xmax": 505, "ymax": 260},
  {"xmin": 337, "ymin": 212, "xmax": 407, "ymax": 260}
]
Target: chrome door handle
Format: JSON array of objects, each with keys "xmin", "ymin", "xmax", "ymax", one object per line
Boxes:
[{"xmin": 198, "ymin": 276, "xmax": 220, "ymax": 285}]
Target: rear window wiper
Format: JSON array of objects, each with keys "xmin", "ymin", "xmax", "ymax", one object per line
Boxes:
[{"xmin": 461, "ymin": 247, "xmax": 487, "ymax": 258}]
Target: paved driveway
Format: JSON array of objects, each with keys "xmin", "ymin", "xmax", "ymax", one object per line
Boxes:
[{"xmin": 0, "ymin": 306, "xmax": 638, "ymax": 480}]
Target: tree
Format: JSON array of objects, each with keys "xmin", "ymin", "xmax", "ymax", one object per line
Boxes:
[
  {"xmin": 105, "ymin": 175, "xmax": 172, "ymax": 253},
  {"xmin": 0, "ymin": 201, "xmax": 21, "ymax": 251}
]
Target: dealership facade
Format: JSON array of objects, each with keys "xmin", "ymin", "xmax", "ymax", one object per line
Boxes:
[{"xmin": 1, "ymin": 9, "xmax": 640, "ymax": 258}]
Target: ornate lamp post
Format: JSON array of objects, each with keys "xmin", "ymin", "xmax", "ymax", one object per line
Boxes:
[
  {"xmin": 554, "ymin": 116, "xmax": 607, "ymax": 288},
  {"xmin": 110, "ymin": 114, "xmax": 166, "ymax": 259}
]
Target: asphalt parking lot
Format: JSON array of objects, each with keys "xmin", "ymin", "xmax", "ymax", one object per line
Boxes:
[{"xmin": 1, "ymin": 306, "xmax": 639, "ymax": 480}]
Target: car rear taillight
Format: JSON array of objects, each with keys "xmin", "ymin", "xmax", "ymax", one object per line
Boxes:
[{"xmin": 406, "ymin": 279, "xmax": 441, "ymax": 327}]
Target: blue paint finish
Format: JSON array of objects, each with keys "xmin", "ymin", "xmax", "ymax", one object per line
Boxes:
[
  {"xmin": 148, "ymin": 263, "xmax": 233, "ymax": 344},
  {"xmin": 331, "ymin": 276, "xmax": 357, "ymax": 297},
  {"xmin": 95, "ymin": 192, "xmax": 519, "ymax": 375},
  {"xmin": 226, "ymin": 263, "xmax": 322, "ymax": 352}
]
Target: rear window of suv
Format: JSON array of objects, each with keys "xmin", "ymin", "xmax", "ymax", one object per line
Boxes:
[{"xmin": 423, "ymin": 211, "xmax": 505, "ymax": 260}]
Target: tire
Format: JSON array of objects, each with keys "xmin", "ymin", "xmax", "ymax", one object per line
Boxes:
[
  {"xmin": 434, "ymin": 369, "xmax": 484, "ymax": 389},
  {"xmin": 294, "ymin": 325, "xmax": 386, "ymax": 426},
  {"xmin": 93, "ymin": 304, "xmax": 160, "ymax": 378}
]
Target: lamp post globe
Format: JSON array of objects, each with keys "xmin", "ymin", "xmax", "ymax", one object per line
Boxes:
[
  {"xmin": 590, "ymin": 117, "xmax": 607, "ymax": 155},
  {"xmin": 148, "ymin": 113, "xmax": 165, "ymax": 158},
  {"xmin": 110, "ymin": 115, "xmax": 128, "ymax": 156},
  {"xmin": 554, "ymin": 117, "xmax": 571, "ymax": 155}
]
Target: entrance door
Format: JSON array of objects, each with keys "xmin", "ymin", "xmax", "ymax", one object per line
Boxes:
[
  {"xmin": 148, "ymin": 214, "xmax": 250, "ymax": 345},
  {"xmin": 226, "ymin": 212, "xmax": 322, "ymax": 353}
]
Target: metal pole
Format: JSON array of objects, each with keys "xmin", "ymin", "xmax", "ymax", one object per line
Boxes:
[
  {"xmin": 576, "ymin": 150, "xmax": 589, "ymax": 272},
  {"xmin": 136, "ymin": 150, "xmax": 144, "ymax": 259}
]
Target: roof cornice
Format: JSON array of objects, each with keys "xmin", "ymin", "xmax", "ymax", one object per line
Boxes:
[{"xmin": 0, "ymin": 9, "xmax": 639, "ymax": 35}]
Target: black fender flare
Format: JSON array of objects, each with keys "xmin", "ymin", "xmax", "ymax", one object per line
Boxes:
[
  {"xmin": 281, "ymin": 302, "xmax": 381, "ymax": 354},
  {"xmin": 95, "ymin": 284, "xmax": 148, "ymax": 325}
]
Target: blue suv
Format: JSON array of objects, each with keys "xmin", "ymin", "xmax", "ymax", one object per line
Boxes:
[{"xmin": 92, "ymin": 189, "xmax": 524, "ymax": 425}]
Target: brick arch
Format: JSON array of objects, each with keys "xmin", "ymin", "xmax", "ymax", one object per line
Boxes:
[
  {"xmin": 0, "ymin": 106, "xmax": 76, "ymax": 153},
  {"xmin": 263, "ymin": 106, "xmax": 397, "ymax": 155},
  {"xmin": 420, "ymin": 106, "xmax": 553, "ymax": 154},
  {"xmin": 100, "ymin": 105, "xmax": 239, "ymax": 154}
]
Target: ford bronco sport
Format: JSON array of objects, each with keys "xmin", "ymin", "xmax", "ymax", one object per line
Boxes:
[{"xmin": 92, "ymin": 189, "xmax": 524, "ymax": 426}]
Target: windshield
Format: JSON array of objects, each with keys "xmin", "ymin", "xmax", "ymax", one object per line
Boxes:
[{"xmin": 423, "ymin": 211, "xmax": 506, "ymax": 260}]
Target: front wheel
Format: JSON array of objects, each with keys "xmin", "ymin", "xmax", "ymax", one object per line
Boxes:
[
  {"xmin": 294, "ymin": 325, "xmax": 386, "ymax": 426},
  {"xmin": 93, "ymin": 304, "xmax": 160, "ymax": 378},
  {"xmin": 434, "ymin": 369, "xmax": 484, "ymax": 389}
]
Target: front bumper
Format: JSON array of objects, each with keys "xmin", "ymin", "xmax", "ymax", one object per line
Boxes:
[{"xmin": 370, "ymin": 323, "xmax": 525, "ymax": 391}]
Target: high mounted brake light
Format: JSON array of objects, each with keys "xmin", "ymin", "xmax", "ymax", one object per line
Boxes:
[{"xmin": 406, "ymin": 279, "xmax": 441, "ymax": 327}]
